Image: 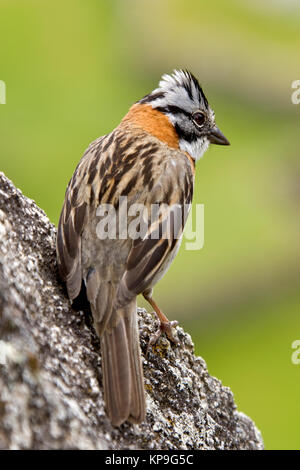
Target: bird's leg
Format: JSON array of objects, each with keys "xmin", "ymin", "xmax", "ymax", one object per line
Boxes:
[{"xmin": 143, "ymin": 289, "xmax": 179, "ymax": 347}]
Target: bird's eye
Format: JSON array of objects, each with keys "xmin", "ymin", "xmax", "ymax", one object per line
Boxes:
[{"xmin": 192, "ymin": 111, "xmax": 205, "ymax": 127}]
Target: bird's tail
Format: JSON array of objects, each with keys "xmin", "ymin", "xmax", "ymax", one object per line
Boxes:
[
  {"xmin": 85, "ymin": 272, "xmax": 145, "ymax": 426},
  {"xmin": 99, "ymin": 299, "xmax": 146, "ymax": 426}
]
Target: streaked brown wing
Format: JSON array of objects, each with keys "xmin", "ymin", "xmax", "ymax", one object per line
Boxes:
[
  {"xmin": 117, "ymin": 163, "xmax": 194, "ymax": 304},
  {"xmin": 56, "ymin": 182, "xmax": 87, "ymax": 300},
  {"xmin": 56, "ymin": 135, "xmax": 106, "ymax": 300}
]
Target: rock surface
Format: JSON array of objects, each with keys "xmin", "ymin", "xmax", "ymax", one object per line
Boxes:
[{"xmin": 0, "ymin": 172, "xmax": 263, "ymax": 450}]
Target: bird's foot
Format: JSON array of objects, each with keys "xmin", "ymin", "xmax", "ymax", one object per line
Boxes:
[
  {"xmin": 147, "ymin": 315, "xmax": 179, "ymax": 354},
  {"xmin": 160, "ymin": 319, "xmax": 179, "ymax": 344}
]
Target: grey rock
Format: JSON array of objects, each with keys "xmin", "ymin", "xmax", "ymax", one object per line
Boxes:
[{"xmin": 0, "ymin": 172, "xmax": 263, "ymax": 450}]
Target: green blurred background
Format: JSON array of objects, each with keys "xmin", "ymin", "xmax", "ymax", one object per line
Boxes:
[{"xmin": 1, "ymin": 0, "xmax": 300, "ymax": 449}]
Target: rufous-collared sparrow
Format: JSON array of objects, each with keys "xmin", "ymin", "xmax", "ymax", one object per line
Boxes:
[{"xmin": 56, "ymin": 70, "xmax": 229, "ymax": 426}]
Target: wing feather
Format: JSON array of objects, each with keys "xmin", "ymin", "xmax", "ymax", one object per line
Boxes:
[
  {"xmin": 116, "ymin": 162, "xmax": 194, "ymax": 305},
  {"xmin": 56, "ymin": 195, "xmax": 87, "ymax": 300}
]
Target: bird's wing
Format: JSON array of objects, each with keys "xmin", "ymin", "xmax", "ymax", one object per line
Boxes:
[
  {"xmin": 56, "ymin": 128, "xmax": 158, "ymax": 301},
  {"xmin": 117, "ymin": 152, "xmax": 194, "ymax": 305},
  {"xmin": 56, "ymin": 136, "xmax": 106, "ymax": 300}
]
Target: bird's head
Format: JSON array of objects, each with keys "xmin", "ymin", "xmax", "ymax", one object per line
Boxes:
[{"xmin": 137, "ymin": 69, "xmax": 230, "ymax": 160}]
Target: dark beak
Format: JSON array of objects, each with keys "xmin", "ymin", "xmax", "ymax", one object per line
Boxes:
[{"xmin": 209, "ymin": 126, "xmax": 230, "ymax": 146}]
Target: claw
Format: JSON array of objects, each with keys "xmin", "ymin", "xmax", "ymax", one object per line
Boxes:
[
  {"xmin": 146, "ymin": 318, "xmax": 179, "ymax": 355},
  {"xmin": 161, "ymin": 320, "xmax": 179, "ymax": 344},
  {"xmin": 143, "ymin": 291, "xmax": 180, "ymax": 354}
]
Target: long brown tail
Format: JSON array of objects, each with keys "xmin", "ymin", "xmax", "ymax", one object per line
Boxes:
[{"xmin": 98, "ymin": 299, "xmax": 146, "ymax": 427}]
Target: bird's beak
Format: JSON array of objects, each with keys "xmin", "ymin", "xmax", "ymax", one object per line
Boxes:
[{"xmin": 208, "ymin": 126, "xmax": 230, "ymax": 146}]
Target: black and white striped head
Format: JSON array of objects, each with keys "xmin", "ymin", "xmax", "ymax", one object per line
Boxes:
[{"xmin": 139, "ymin": 70, "xmax": 229, "ymax": 160}]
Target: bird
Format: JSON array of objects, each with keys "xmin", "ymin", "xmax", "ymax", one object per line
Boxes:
[{"xmin": 56, "ymin": 69, "xmax": 230, "ymax": 427}]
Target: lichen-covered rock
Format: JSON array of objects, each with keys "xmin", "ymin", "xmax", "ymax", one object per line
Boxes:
[{"xmin": 0, "ymin": 172, "xmax": 263, "ymax": 450}]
